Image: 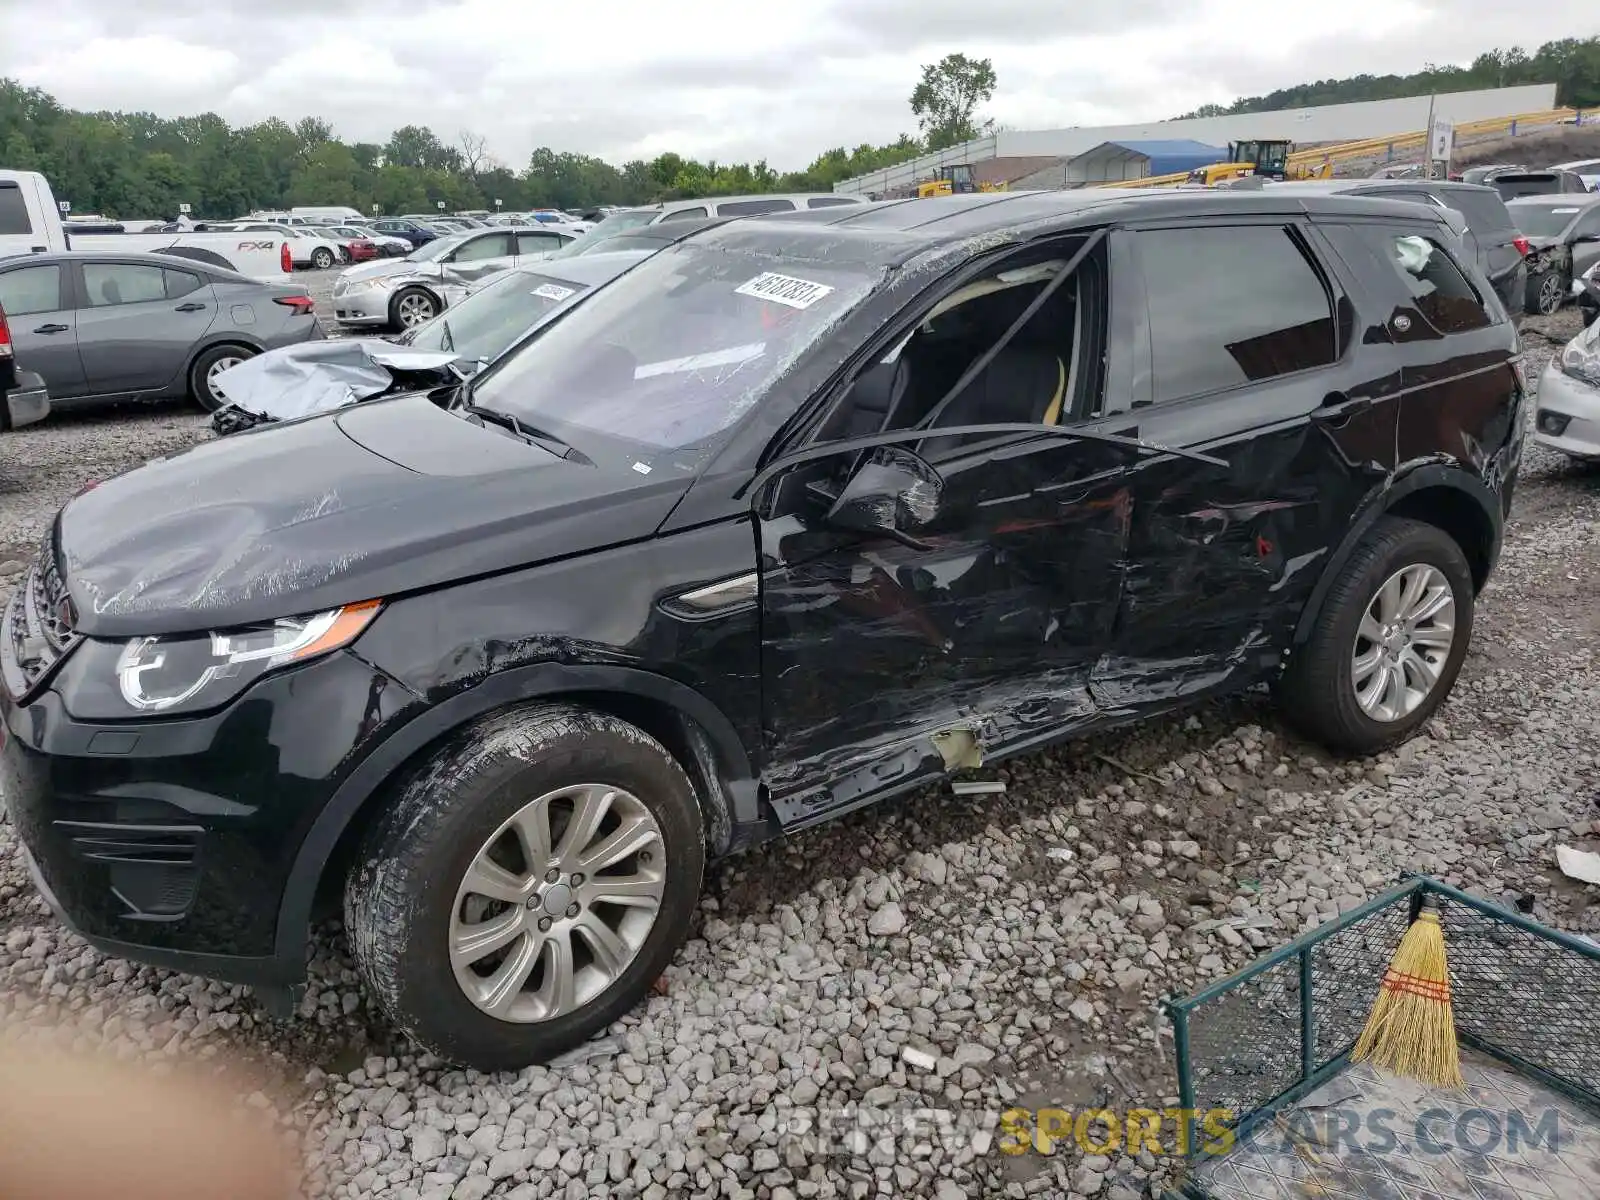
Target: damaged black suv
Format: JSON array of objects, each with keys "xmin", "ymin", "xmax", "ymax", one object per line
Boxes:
[{"xmin": 1, "ymin": 190, "xmax": 1523, "ymax": 1070}]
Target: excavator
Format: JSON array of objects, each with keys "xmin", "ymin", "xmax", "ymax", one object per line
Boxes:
[{"xmin": 1185, "ymin": 140, "xmax": 1334, "ymax": 187}]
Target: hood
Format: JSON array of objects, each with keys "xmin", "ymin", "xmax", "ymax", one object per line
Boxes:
[
  {"xmin": 212, "ymin": 339, "xmax": 461, "ymax": 420},
  {"xmin": 339, "ymin": 257, "xmax": 441, "ymax": 285},
  {"xmin": 56, "ymin": 394, "xmax": 693, "ymax": 638}
]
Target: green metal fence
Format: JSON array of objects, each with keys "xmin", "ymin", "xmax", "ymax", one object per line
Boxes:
[{"xmin": 1160, "ymin": 875, "xmax": 1600, "ymax": 1198}]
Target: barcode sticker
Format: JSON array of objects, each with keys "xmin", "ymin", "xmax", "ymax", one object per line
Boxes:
[
  {"xmin": 734, "ymin": 272, "xmax": 834, "ymax": 310},
  {"xmin": 531, "ymin": 283, "xmax": 575, "ymax": 301}
]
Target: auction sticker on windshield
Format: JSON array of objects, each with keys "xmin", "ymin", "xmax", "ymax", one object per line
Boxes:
[
  {"xmin": 735, "ymin": 272, "xmax": 835, "ymax": 310},
  {"xmin": 532, "ymin": 283, "xmax": 576, "ymax": 301}
]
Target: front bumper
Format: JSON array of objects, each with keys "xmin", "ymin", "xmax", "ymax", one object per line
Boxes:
[
  {"xmin": 0, "ymin": 614, "xmax": 414, "ymax": 985},
  {"xmin": 4, "ymin": 371, "xmax": 49, "ymax": 430},
  {"xmin": 1533, "ymin": 359, "xmax": 1600, "ymax": 458},
  {"xmin": 331, "ymin": 284, "xmax": 395, "ymax": 325}
]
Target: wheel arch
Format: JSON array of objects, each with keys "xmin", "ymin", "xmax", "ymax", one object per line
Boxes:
[
  {"xmin": 1292, "ymin": 467, "xmax": 1501, "ymax": 648},
  {"xmin": 273, "ymin": 662, "xmax": 763, "ymax": 970},
  {"xmin": 185, "ymin": 336, "xmax": 266, "ymax": 393}
]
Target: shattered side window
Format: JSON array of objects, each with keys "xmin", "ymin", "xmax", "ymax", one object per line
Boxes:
[{"xmin": 1383, "ymin": 234, "xmax": 1491, "ymax": 335}]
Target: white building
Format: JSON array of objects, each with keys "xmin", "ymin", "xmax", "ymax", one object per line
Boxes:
[{"xmin": 833, "ymin": 84, "xmax": 1560, "ymax": 196}]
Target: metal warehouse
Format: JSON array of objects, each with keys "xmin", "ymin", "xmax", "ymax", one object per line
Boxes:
[{"xmin": 1066, "ymin": 139, "xmax": 1226, "ymax": 184}]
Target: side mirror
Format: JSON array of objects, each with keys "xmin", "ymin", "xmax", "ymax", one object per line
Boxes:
[{"xmin": 824, "ymin": 447, "xmax": 944, "ymax": 550}]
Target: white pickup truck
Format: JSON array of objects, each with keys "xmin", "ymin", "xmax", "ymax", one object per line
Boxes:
[{"xmin": 0, "ymin": 171, "xmax": 292, "ymax": 281}]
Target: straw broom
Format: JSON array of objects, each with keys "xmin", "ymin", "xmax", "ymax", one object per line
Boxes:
[{"xmin": 1350, "ymin": 894, "xmax": 1464, "ymax": 1088}]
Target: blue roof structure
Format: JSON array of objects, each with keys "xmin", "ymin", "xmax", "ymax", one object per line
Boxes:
[{"xmin": 1081, "ymin": 139, "xmax": 1228, "ymax": 177}]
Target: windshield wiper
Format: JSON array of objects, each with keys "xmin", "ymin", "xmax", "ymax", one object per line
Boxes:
[{"xmin": 457, "ymin": 401, "xmax": 590, "ymax": 464}]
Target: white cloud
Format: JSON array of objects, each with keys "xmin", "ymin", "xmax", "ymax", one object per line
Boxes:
[{"xmin": 0, "ymin": 0, "xmax": 1590, "ymax": 169}]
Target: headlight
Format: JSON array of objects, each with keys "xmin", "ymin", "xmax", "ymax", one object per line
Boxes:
[
  {"xmin": 1561, "ymin": 322, "xmax": 1600, "ymax": 388},
  {"xmin": 110, "ymin": 600, "xmax": 381, "ymax": 715}
]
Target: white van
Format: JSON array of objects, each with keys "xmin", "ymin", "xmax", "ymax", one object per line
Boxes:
[
  {"xmin": 291, "ymin": 206, "xmax": 368, "ymax": 223},
  {"xmin": 0, "ymin": 172, "xmax": 293, "ymax": 280}
]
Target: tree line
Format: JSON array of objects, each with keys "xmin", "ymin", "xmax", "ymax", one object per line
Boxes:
[
  {"xmin": 1, "ymin": 37, "xmax": 1594, "ymax": 220},
  {"xmin": 1179, "ymin": 37, "xmax": 1600, "ymax": 118}
]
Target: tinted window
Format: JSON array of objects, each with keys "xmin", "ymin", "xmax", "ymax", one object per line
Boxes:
[
  {"xmin": 0, "ymin": 265, "xmax": 61, "ymax": 315},
  {"xmin": 716, "ymin": 199, "xmax": 795, "ymax": 216},
  {"xmin": 1377, "ymin": 232, "xmax": 1491, "ymax": 335},
  {"xmin": 1509, "ymin": 204, "xmax": 1584, "ymax": 237},
  {"xmin": 452, "ymin": 232, "xmax": 513, "ymax": 261},
  {"xmin": 516, "ymin": 232, "xmax": 562, "ymax": 255},
  {"xmin": 661, "ymin": 207, "xmax": 707, "ymax": 221},
  {"xmin": 1442, "ymin": 189, "xmax": 1513, "ymax": 235},
  {"xmin": 164, "ymin": 269, "xmax": 203, "ymax": 299},
  {"xmin": 1134, "ymin": 225, "xmax": 1336, "ymax": 404},
  {"xmin": 83, "ymin": 263, "xmax": 167, "ymax": 306},
  {"xmin": 0, "ymin": 184, "xmax": 33, "ymax": 236},
  {"xmin": 808, "ymin": 196, "xmax": 860, "ymax": 208}
]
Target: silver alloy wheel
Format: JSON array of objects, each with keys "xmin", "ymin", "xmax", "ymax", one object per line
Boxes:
[
  {"xmin": 1350, "ymin": 563, "xmax": 1456, "ymax": 723},
  {"xmin": 206, "ymin": 354, "xmax": 246, "ymax": 388},
  {"xmin": 449, "ymin": 783, "xmax": 666, "ymax": 1023},
  {"xmin": 1539, "ymin": 272, "xmax": 1565, "ymax": 315},
  {"xmin": 396, "ymin": 292, "xmax": 435, "ymax": 327}
]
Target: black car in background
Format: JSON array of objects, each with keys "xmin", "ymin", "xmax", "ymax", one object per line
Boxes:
[
  {"xmin": 1271, "ymin": 179, "xmax": 1529, "ymax": 317},
  {"xmin": 1, "ymin": 191, "xmax": 1524, "ymax": 1070}
]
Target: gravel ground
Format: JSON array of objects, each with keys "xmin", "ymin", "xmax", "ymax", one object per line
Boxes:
[{"xmin": 0, "ymin": 294, "xmax": 1595, "ymax": 1200}]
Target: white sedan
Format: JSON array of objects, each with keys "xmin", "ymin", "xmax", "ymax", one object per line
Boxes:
[{"xmin": 279, "ymin": 227, "xmax": 348, "ymax": 270}]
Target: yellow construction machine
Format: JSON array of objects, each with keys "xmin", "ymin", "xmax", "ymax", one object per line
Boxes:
[
  {"xmin": 915, "ymin": 164, "xmax": 1009, "ymax": 198},
  {"xmin": 1185, "ymin": 140, "xmax": 1333, "ymax": 187}
]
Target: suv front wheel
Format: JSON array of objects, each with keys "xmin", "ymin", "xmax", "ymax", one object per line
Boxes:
[
  {"xmin": 345, "ymin": 705, "xmax": 705, "ymax": 1070},
  {"xmin": 1278, "ymin": 516, "xmax": 1474, "ymax": 754}
]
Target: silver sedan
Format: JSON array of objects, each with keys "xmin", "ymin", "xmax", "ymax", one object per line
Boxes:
[{"xmin": 331, "ymin": 226, "xmax": 579, "ymax": 331}]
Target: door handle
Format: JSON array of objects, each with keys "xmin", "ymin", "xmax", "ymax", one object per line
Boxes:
[
  {"xmin": 174, "ymin": 302, "xmax": 207, "ymax": 312},
  {"xmin": 1311, "ymin": 391, "xmax": 1372, "ymax": 428},
  {"xmin": 33, "ymin": 323, "xmax": 69, "ymax": 334}
]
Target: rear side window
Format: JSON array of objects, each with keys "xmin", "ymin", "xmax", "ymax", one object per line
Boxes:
[
  {"xmin": 808, "ymin": 196, "xmax": 860, "ymax": 208},
  {"xmin": 83, "ymin": 263, "xmax": 167, "ymax": 306},
  {"xmin": 1444, "ymin": 190, "xmax": 1514, "ymax": 235},
  {"xmin": 0, "ymin": 183, "xmax": 34, "ymax": 236},
  {"xmin": 164, "ymin": 269, "xmax": 203, "ymax": 300},
  {"xmin": 1380, "ymin": 234, "xmax": 1491, "ymax": 335},
  {"xmin": 0, "ymin": 264, "xmax": 61, "ymax": 315},
  {"xmin": 715, "ymin": 199, "xmax": 795, "ymax": 216},
  {"xmin": 1132, "ymin": 225, "xmax": 1337, "ymax": 405}
]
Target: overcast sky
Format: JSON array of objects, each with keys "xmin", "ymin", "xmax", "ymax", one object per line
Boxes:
[{"xmin": 0, "ymin": 1, "xmax": 1589, "ymax": 170}]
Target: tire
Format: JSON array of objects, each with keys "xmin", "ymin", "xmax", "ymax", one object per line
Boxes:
[
  {"xmin": 189, "ymin": 344, "xmax": 256, "ymax": 412},
  {"xmin": 389, "ymin": 287, "xmax": 438, "ymax": 330},
  {"xmin": 344, "ymin": 705, "xmax": 705, "ymax": 1071},
  {"xmin": 1526, "ymin": 267, "xmax": 1566, "ymax": 316},
  {"xmin": 1276, "ymin": 516, "xmax": 1474, "ymax": 755},
  {"xmin": 311, "ymin": 248, "xmax": 334, "ymax": 270}
]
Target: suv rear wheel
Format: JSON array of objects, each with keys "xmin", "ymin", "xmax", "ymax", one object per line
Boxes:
[
  {"xmin": 344, "ymin": 705, "xmax": 705, "ymax": 1070},
  {"xmin": 1278, "ymin": 516, "xmax": 1474, "ymax": 754}
]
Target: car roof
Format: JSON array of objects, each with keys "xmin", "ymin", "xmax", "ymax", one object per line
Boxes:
[
  {"xmin": 672, "ymin": 188, "xmax": 1455, "ymax": 268},
  {"xmin": 524, "ymin": 249, "xmax": 652, "ymax": 284},
  {"xmin": 1268, "ymin": 178, "xmax": 1491, "ymax": 197},
  {"xmin": 649, "ymin": 192, "xmax": 863, "ymax": 213}
]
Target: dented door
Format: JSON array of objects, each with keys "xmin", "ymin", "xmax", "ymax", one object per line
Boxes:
[
  {"xmin": 1100, "ymin": 221, "xmax": 1402, "ymax": 707},
  {"xmin": 757, "ymin": 437, "xmax": 1132, "ymax": 827}
]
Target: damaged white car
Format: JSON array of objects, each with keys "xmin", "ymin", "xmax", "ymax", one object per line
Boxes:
[{"xmin": 210, "ymin": 250, "xmax": 652, "ymax": 434}]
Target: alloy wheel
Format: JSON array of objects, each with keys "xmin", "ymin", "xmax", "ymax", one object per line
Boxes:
[
  {"xmin": 1539, "ymin": 273, "xmax": 1564, "ymax": 315},
  {"xmin": 1350, "ymin": 563, "xmax": 1456, "ymax": 723},
  {"xmin": 448, "ymin": 783, "xmax": 666, "ymax": 1023},
  {"xmin": 396, "ymin": 293, "xmax": 436, "ymax": 327}
]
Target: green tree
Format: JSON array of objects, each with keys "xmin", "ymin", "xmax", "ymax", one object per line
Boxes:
[{"xmin": 910, "ymin": 53, "xmax": 997, "ymax": 150}]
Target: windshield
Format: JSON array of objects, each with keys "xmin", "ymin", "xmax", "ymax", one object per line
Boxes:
[
  {"xmin": 551, "ymin": 210, "xmax": 657, "ymax": 256},
  {"xmin": 407, "ymin": 271, "xmax": 592, "ymax": 359},
  {"xmin": 469, "ymin": 242, "xmax": 881, "ymax": 463},
  {"xmin": 1511, "ymin": 205, "xmax": 1586, "ymax": 237}
]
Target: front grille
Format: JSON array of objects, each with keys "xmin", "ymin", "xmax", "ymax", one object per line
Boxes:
[{"xmin": 3, "ymin": 537, "xmax": 81, "ymax": 697}]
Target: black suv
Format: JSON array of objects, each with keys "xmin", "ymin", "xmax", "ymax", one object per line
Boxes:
[{"xmin": 0, "ymin": 191, "xmax": 1525, "ymax": 1070}]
